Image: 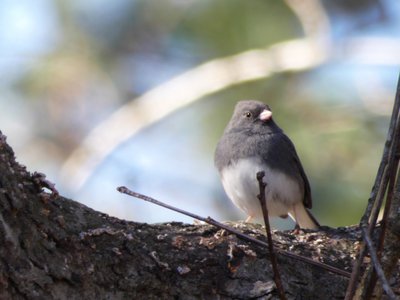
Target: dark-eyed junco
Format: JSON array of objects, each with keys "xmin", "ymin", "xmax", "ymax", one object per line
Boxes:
[{"xmin": 214, "ymin": 100, "xmax": 319, "ymax": 229}]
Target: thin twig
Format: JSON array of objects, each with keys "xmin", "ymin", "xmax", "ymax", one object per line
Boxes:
[
  {"xmin": 344, "ymin": 167, "xmax": 388, "ymax": 300},
  {"xmin": 366, "ymin": 139, "xmax": 400, "ymax": 299},
  {"xmin": 368, "ymin": 109, "xmax": 400, "ymax": 298},
  {"xmin": 117, "ymin": 186, "xmax": 351, "ymax": 278},
  {"xmin": 362, "ymin": 74, "xmax": 400, "ymax": 227},
  {"xmin": 345, "ymin": 74, "xmax": 400, "ymax": 300},
  {"xmin": 256, "ymin": 171, "xmax": 286, "ymax": 300},
  {"xmin": 361, "ymin": 227, "xmax": 397, "ymax": 300}
]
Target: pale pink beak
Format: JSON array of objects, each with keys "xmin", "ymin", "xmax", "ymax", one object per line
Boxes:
[{"xmin": 259, "ymin": 109, "xmax": 272, "ymax": 121}]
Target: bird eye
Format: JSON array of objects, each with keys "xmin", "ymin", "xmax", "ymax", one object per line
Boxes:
[{"xmin": 244, "ymin": 111, "xmax": 252, "ymax": 118}]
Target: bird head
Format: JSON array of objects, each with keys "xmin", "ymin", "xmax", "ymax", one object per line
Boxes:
[{"xmin": 226, "ymin": 100, "xmax": 280, "ymax": 134}]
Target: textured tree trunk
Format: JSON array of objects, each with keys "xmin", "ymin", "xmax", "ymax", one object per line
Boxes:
[{"xmin": 0, "ymin": 131, "xmax": 396, "ymax": 300}]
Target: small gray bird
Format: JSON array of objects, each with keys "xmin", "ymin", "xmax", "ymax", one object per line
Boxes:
[{"xmin": 214, "ymin": 100, "xmax": 319, "ymax": 229}]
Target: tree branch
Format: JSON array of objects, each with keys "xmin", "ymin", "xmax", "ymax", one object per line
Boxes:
[
  {"xmin": 256, "ymin": 171, "xmax": 286, "ymax": 300},
  {"xmin": 345, "ymin": 73, "xmax": 400, "ymax": 299},
  {"xmin": 117, "ymin": 186, "xmax": 351, "ymax": 278},
  {"xmin": 1, "ymin": 127, "xmax": 398, "ymax": 299},
  {"xmin": 361, "ymin": 227, "xmax": 397, "ymax": 299}
]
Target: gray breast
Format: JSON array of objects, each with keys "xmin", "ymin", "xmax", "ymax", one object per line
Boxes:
[{"xmin": 220, "ymin": 157, "xmax": 303, "ymax": 219}]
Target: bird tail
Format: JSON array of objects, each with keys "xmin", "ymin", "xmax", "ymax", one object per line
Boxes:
[{"xmin": 289, "ymin": 203, "xmax": 320, "ymax": 230}]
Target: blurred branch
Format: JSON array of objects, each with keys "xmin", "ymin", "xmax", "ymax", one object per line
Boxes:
[
  {"xmin": 60, "ymin": 38, "xmax": 327, "ymax": 191},
  {"xmin": 60, "ymin": 0, "xmax": 400, "ymax": 192},
  {"xmin": 284, "ymin": 0, "xmax": 331, "ymax": 41}
]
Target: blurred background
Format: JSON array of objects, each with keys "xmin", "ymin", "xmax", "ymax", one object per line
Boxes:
[{"xmin": 1, "ymin": 0, "xmax": 399, "ymax": 229}]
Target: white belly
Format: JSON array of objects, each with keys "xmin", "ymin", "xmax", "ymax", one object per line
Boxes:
[{"xmin": 221, "ymin": 157, "xmax": 302, "ymax": 219}]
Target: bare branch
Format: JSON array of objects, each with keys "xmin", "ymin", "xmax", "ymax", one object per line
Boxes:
[
  {"xmin": 256, "ymin": 171, "xmax": 286, "ymax": 300},
  {"xmin": 361, "ymin": 227, "xmax": 397, "ymax": 300},
  {"xmin": 345, "ymin": 74, "xmax": 400, "ymax": 299},
  {"xmin": 365, "ymin": 133, "xmax": 400, "ymax": 299}
]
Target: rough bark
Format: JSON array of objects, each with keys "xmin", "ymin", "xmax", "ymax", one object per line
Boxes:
[{"xmin": 0, "ymin": 131, "xmax": 396, "ymax": 300}]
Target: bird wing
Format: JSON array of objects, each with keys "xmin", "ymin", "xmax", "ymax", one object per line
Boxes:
[{"xmin": 280, "ymin": 134, "xmax": 312, "ymax": 209}]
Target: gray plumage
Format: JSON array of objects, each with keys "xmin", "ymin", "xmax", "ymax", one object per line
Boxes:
[{"xmin": 214, "ymin": 100, "xmax": 319, "ymax": 229}]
